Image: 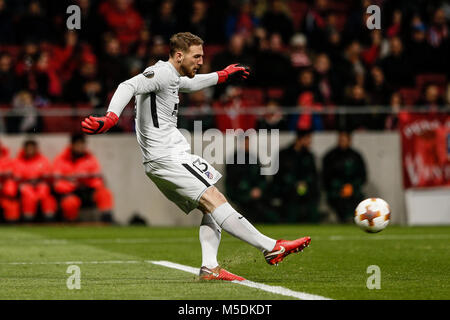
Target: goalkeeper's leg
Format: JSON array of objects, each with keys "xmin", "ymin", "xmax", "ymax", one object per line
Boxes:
[
  {"xmin": 198, "ymin": 186, "xmax": 276, "ymax": 252},
  {"xmin": 199, "ymin": 213, "xmax": 221, "ymax": 269}
]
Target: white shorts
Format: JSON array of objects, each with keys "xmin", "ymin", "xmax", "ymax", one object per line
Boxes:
[{"xmin": 144, "ymin": 153, "xmax": 222, "ymax": 214}]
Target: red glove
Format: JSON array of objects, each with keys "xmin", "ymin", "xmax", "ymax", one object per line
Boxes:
[
  {"xmin": 216, "ymin": 63, "xmax": 250, "ymax": 84},
  {"xmin": 81, "ymin": 112, "xmax": 119, "ymax": 134}
]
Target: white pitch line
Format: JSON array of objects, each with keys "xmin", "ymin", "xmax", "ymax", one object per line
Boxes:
[{"xmin": 148, "ymin": 260, "xmax": 332, "ymax": 301}]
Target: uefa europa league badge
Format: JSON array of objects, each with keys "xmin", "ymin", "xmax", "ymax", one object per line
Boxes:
[{"xmin": 143, "ymin": 70, "xmax": 155, "ymax": 78}]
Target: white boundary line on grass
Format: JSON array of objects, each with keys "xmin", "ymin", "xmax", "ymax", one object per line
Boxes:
[
  {"xmin": 149, "ymin": 260, "xmax": 332, "ymax": 301},
  {"xmin": 1, "ymin": 259, "xmax": 332, "ymax": 300}
]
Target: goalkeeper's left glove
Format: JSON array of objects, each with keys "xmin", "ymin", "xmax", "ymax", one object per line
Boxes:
[
  {"xmin": 217, "ymin": 63, "xmax": 250, "ymax": 84},
  {"xmin": 81, "ymin": 111, "xmax": 119, "ymax": 134}
]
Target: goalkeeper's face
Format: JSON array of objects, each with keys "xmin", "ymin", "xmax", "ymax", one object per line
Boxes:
[{"xmin": 180, "ymin": 45, "xmax": 204, "ymax": 78}]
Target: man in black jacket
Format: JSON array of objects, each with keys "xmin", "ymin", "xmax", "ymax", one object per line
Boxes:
[
  {"xmin": 322, "ymin": 131, "xmax": 367, "ymax": 223},
  {"xmin": 275, "ymin": 129, "xmax": 320, "ymax": 223}
]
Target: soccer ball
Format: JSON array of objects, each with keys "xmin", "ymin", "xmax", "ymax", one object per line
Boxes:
[{"xmin": 354, "ymin": 198, "xmax": 391, "ymax": 233}]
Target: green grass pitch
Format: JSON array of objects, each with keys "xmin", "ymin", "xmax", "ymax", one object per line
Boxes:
[{"xmin": 0, "ymin": 224, "xmax": 449, "ymax": 300}]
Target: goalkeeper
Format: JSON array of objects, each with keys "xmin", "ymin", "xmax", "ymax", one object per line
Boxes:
[{"xmin": 82, "ymin": 32, "xmax": 311, "ymax": 281}]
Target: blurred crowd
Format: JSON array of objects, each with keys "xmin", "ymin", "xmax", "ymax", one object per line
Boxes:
[
  {"xmin": 0, "ymin": 134, "xmax": 114, "ymax": 223},
  {"xmin": 0, "ymin": 0, "xmax": 449, "ymax": 133}
]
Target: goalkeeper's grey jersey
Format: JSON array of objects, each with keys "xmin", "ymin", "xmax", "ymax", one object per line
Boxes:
[{"xmin": 107, "ymin": 60, "xmax": 218, "ymax": 162}]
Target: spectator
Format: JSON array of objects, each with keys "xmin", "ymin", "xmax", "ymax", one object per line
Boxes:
[
  {"xmin": 213, "ymin": 86, "xmax": 256, "ymax": 132},
  {"xmin": 331, "ymin": 40, "xmax": 364, "ymax": 104},
  {"xmin": 34, "ymin": 51, "xmax": 62, "ymax": 98},
  {"xmin": 0, "ymin": 53, "xmax": 19, "ymax": 104},
  {"xmin": 274, "ymin": 129, "xmax": 320, "ymax": 223},
  {"xmin": 289, "ymin": 33, "xmax": 312, "ymax": 72},
  {"xmin": 210, "ymin": 33, "xmax": 252, "ymax": 97},
  {"xmin": 342, "ymin": 0, "xmax": 372, "ymax": 46},
  {"xmin": 52, "ymin": 134, "xmax": 114, "ymax": 222},
  {"xmin": 366, "ymin": 66, "xmax": 391, "ymax": 105},
  {"xmin": 302, "ymin": 0, "xmax": 329, "ymax": 51},
  {"xmin": 428, "ymin": 7, "xmax": 449, "ymax": 49},
  {"xmin": 16, "ymin": 0, "xmax": 51, "ymax": 43},
  {"xmin": 386, "ymin": 9, "xmax": 402, "ymax": 38},
  {"xmin": 10, "ymin": 139, "xmax": 57, "ymax": 222},
  {"xmin": 146, "ymin": 36, "xmax": 168, "ymax": 66},
  {"xmin": 0, "ymin": 141, "xmax": 19, "ymax": 222},
  {"xmin": 98, "ymin": 0, "xmax": 144, "ymax": 52},
  {"xmin": 417, "ymin": 84, "xmax": 446, "ymax": 110},
  {"xmin": 385, "ymin": 92, "xmax": 403, "ymax": 130},
  {"xmin": 297, "ymin": 92, "xmax": 325, "ymax": 131},
  {"xmin": 361, "ymin": 29, "xmax": 384, "ymax": 67},
  {"xmin": 407, "ymin": 22, "xmax": 435, "ymax": 75},
  {"xmin": 185, "ymin": 0, "xmax": 210, "ymax": 42},
  {"xmin": 284, "ymin": 67, "xmax": 322, "ymax": 110},
  {"xmin": 77, "ymin": 0, "xmax": 107, "ymax": 48},
  {"xmin": 99, "ymin": 36, "xmax": 128, "ymax": 93},
  {"xmin": 256, "ymin": 99, "xmax": 289, "ymax": 130},
  {"xmin": 178, "ymin": 90, "xmax": 215, "ymax": 131},
  {"xmin": 15, "ymin": 41, "xmax": 52, "ymax": 100},
  {"xmin": 225, "ymin": 135, "xmax": 276, "ymax": 223},
  {"xmin": 379, "ymin": 36, "xmax": 414, "ymax": 89},
  {"xmin": 342, "ymin": 84, "xmax": 369, "ymax": 130},
  {"xmin": 427, "ymin": 7, "xmax": 449, "ymax": 77},
  {"xmin": 342, "ymin": 40, "xmax": 365, "ymax": 87},
  {"xmin": 50, "ymin": 30, "xmax": 83, "ymax": 84},
  {"xmin": 6, "ymin": 91, "xmax": 42, "ymax": 133},
  {"xmin": 127, "ymin": 27, "xmax": 152, "ymax": 76},
  {"xmin": 365, "ymin": 66, "xmax": 391, "ymax": 129},
  {"xmin": 0, "ymin": 0, "xmax": 15, "ymax": 44},
  {"xmin": 65, "ymin": 53, "xmax": 107, "ymax": 109},
  {"xmin": 322, "ymin": 131, "xmax": 367, "ymax": 223},
  {"xmin": 260, "ymin": 0, "xmax": 294, "ymax": 45},
  {"xmin": 254, "ymin": 33, "xmax": 293, "ymax": 87},
  {"xmin": 225, "ymin": 0, "xmax": 259, "ymax": 40},
  {"xmin": 211, "ymin": 33, "xmax": 254, "ymax": 74},
  {"xmin": 313, "ymin": 52, "xmax": 338, "ymax": 105},
  {"xmin": 323, "ymin": 29, "xmax": 344, "ymax": 65},
  {"xmin": 150, "ymin": 0, "xmax": 178, "ymax": 43}
]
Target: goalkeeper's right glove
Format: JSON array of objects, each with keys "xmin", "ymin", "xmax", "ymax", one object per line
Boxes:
[{"xmin": 81, "ymin": 111, "xmax": 119, "ymax": 134}]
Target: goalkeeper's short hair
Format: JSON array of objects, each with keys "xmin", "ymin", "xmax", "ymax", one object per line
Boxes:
[{"xmin": 169, "ymin": 32, "xmax": 204, "ymax": 57}]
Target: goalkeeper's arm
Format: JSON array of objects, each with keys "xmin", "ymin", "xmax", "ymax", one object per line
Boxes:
[
  {"xmin": 81, "ymin": 69, "xmax": 169, "ymax": 134},
  {"xmin": 179, "ymin": 63, "xmax": 250, "ymax": 93}
]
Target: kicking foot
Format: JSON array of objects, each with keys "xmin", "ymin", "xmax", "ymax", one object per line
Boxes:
[
  {"xmin": 263, "ymin": 236, "xmax": 311, "ymax": 266},
  {"xmin": 199, "ymin": 266, "xmax": 246, "ymax": 281}
]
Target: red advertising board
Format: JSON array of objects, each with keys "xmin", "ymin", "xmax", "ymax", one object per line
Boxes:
[{"xmin": 399, "ymin": 112, "xmax": 450, "ymax": 188}]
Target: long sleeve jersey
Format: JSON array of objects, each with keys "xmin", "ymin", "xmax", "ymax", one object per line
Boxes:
[{"xmin": 107, "ymin": 60, "xmax": 218, "ymax": 162}]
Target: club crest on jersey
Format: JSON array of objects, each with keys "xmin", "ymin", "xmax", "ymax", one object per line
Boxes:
[
  {"xmin": 143, "ymin": 70, "xmax": 154, "ymax": 78},
  {"xmin": 205, "ymin": 171, "xmax": 213, "ymax": 179}
]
